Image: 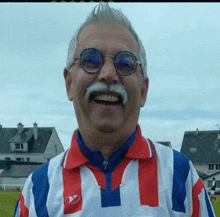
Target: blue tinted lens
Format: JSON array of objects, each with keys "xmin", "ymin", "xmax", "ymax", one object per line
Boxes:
[
  {"xmin": 114, "ymin": 51, "xmax": 137, "ymax": 75},
  {"xmin": 80, "ymin": 49, "xmax": 103, "ymax": 73}
]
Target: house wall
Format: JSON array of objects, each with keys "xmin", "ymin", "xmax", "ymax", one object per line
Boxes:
[
  {"xmin": 10, "ymin": 142, "xmax": 28, "ymax": 152},
  {"xmin": 194, "ymin": 164, "xmax": 210, "ymax": 175},
  {"xmin": 44, "ymin": 128, "xmax": 64, "ymax": 160},
  {"xmin": 0, "ymin": 177, "xmax": 27, "ymax": 189},
  {"xmin": 0, "ymin": 153, "xmax": 45, "ymax": 163},
  {"xmin": 203, "ymin": 173, "xmax": 220, "ymax": 192},
  {"xmin": 0, "ymin": 177, "xmax": 27, "ymax": 185}
]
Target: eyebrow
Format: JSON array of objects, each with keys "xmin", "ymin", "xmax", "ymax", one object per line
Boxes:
[
  {"xmin": 76, "ymin": 47, "xmax": 139, "ymax": 59},
  {"xmin": 75, "ymin": 46, "xmax": 102, "ymax": 57}
]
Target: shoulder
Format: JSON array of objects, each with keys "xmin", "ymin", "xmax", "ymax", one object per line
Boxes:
[
  {"xmin": 154, "ymin": 142, "xmax": 190, "ymax": 165},
  {"xmin": 29, "ymin": 151, "xmax": 66, "ymax": 183}
]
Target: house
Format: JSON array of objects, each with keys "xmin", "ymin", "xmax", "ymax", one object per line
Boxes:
[
  {"xmin": 0, "ymin": 160, "xmax": 42, "ymax": 190},
  {"xmin": 0, "ymin": 122, "xmax": 64, "ymax": 189},
  {"xmin": 157, "ymin": 141, "xmax": 172, "ymax": 148},
  {"xmin": 180, "ymin": 129, "xmax": 220, "ymax": 193}
]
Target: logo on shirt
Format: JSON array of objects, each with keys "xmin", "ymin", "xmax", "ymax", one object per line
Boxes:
[{"xmin": 65, "ymin": 193, "xmax": 81, "ymax": 205}]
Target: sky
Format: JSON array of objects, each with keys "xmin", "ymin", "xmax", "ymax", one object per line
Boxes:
[{"xmin": 1, "ymin": 3, "xmax": 220, "ymax": 151}]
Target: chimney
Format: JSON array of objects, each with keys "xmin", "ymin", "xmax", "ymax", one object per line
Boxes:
[
  {"xmin": 196, "ymin": 128, "xmax": 199, "ymax": 135},
  {"xmin": 17, "ymin": 123, "xmax": 24, "ymax": 133},
  {"xmin": 33, "ymin": 122, "xmax": 38, "ymax": 140}
]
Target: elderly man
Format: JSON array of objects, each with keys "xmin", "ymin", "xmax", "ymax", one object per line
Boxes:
[{"xmin": 14, "ymin": 3, "xmax": 215, "ymax": 217}]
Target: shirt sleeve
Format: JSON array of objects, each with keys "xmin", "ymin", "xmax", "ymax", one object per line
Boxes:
[
  {"xmin": 187, "ymin": 161, "xmax": 216, "ymax": 217},
  {"xmin": 13, "ymin": 174, "xmax": 33, "ymax": 217}
]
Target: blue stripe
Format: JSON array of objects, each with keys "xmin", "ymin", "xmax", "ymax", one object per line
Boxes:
[
  {"xmin": 77, "ymin": 129, "xmax": 136, "ymax": 172},
  {"xmin": 172, "ymin": 150, "xmax": 190, "ymax": 213},
  {"xmin": 205, "ymin": 190, "xmax": 215, "ymax": 217},
  {"xmin": 13, "ymin": 199, "xmax": 19, "ymax": 217},
  {"xmin": 101, "ymin": 187, "xmax": 121, "ymax": 207},
  {"xmin": 32, "ymin": 161, "xmax": 50, "ymax": 217},
  {"xmin": 147, "ymin": 139, "xmax": 156, "ymax": 157},
  {"xmin": 101, "ymin": 172, "xmax": 121, "ymax": 207}
]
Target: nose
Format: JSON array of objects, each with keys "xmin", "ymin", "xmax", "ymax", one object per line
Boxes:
[{"xmin": 97, "ymin": 56, "xmax": 120, "ymax": 84}]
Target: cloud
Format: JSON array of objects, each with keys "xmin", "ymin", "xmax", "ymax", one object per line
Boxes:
[{"xmin": 139, "ymin": 116, "xmax": 219, "ymax": 151}]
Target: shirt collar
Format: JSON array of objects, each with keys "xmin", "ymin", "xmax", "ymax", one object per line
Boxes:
[
  {"xmin": 62, "ymin": 124, "xmax": 156, "ymax": 170},
  {"xmin": 125, "ymin": 124, "xmax": 156, "ymax": 159}
]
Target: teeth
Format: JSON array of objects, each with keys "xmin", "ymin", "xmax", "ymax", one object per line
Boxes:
[{"xmin": 94, "ymin": 95, "xmax": 119, "ymax": 102}]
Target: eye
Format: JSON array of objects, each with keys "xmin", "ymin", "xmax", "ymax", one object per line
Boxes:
[
  {"xmin": 80, "ymin": 48, "xmax": 103, "ymax": 73},
  {"xmin": 83, "ymin": 55, "xmax": 100, "ymax": 68}
]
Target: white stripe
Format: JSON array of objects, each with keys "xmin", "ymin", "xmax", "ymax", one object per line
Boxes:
[
  {"xmin": 198, "ymin": 189, "xmax": 211, "ymax": 217},
  {"xmin": 154, "ymin": 143, "xmax": 175, "ymax": 216},
  {"xmin": 145, "ymin": 138, "xmax": 152, "ymax": 158},
  {"xmin": 22, "ymin": 174, "xmax": 38, "ymax": 217},
  {"xmin": 63, "ymin": 148, "xmax": 70, "ymax": 168},
  {"xmin": 47, "ymin": 152, "xmax": 65, "ymax": 216},
  {"xmin": 184, "ymin": 165, "xmax": 193, "ymax": 216}
]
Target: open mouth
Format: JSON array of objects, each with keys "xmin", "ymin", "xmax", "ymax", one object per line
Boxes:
[{"xmin": 90, "ymin": 93, "xmax": 123, "ymax": 105}]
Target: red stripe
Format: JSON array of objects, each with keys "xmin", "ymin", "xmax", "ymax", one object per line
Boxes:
[
  {"xmin": 63, "ymin": 132, "xmax": 88, "ymax": 169},
  {"xmin": 85, "ymin": 163, "xmax": 106, "ymax": 189},
  {"xmin": 126, "ymin": 125, "xmax": 151, "ymax": 159},
  {"xmin": 138, "ymin": 156, "xmax": 159, "ymax": 207},
  {"xmin": 112, "ymin": 159, "xmax": 131, "ymax": 189},
  {"xmin": 19, "ymin": 193, "xmax": 29, "ymax": 217},
  {"xmin": 63, "ymin": 168, "xmax": 83, "ymax": 214},
  {"xmin": 192, "ymin": 178, "xmax": 204, "ymax": 217}
]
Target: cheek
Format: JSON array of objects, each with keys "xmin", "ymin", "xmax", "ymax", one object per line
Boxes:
[{"xmin": 127, "ymin": 79, "xmax": 142, "ymax": 98}]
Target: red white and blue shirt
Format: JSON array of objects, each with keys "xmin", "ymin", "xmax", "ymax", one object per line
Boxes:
[{"xmin": 14, "ymin": 125, "xmax": 215, "ymax": 216}]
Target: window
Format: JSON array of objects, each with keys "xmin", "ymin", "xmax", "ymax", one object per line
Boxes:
[
  {"xmin": 209, "ymin": 164, "xmax": 214, "ymax": 170},
  {"xmin": 27, "ymin": 158, "xmax": 30, "ymax": 162},
  {"xmin": 5, "ymin": 157, "xmax": 11, "ymax": 160},
  {"xmin": 55, "ymin": 144, "xmax": 58, "ymax": 153},
  {"xmin": 216, "ymin": 164, "xmax": 220, "ymax": 170},
  {"xmin": 15, "ymin": 143, "xmax": 23, "ymax": 149},
  {"xmin": 218, "ymin": 134, "xmax": 220, "ymax": 139},
  {"xmin": 190, "ymin": 147, "xmax": 197, "ymax": 153},
  {"xmin": 16, "ymin": 158, "xmax": 24, "ymax": 161}
]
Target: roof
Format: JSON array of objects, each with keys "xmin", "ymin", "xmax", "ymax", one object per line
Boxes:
[
  {"xmin": 180, "ymin": 130, "xmax": 220, "ymax": 164},
  {"xmin": 0, "ymin": 160, "xmax": 41, "ymax": 169},
  {"xmin": 0, "ymin": 164, "xmax": 41, "ymax": 178},
  {"xmin": 0, "ymin": 126, "xmax": 54, "ymax": 154},
  {"xmin": 9, "ymin": 129, "xmax": 33, "ymax": 143},
  {"xmin": 199, "ymin": 170, "xmax": 220, "ymax": 181},
  {"xmin": 157, "ymin": 141, "xmax": 172, "ymax": 148},
  {"xmin": 197, "ymin": 170, "xmax": 209, "ymax": 180}
]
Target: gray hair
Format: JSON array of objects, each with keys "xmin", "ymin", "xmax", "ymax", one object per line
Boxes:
[{"xmin": 66, "ymin": 3, "xmax": 147, "ymax": 77}]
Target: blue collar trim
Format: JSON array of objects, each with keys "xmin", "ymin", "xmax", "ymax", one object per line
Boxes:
[{"xmin": 76, "ymin": 129, "xmax": 137, "ymax": 172}]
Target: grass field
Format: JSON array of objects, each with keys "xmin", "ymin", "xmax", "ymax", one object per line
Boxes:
[
  {"xmin": 0, "ymin": 191, "xmax": 20, "ymax": 217},
  {"xmin": 211, "ymin": 196, "xmax": 220, "ymax": 217},
  {"xmin": 0, "ymin": 191, "xmax": 220, "ymax": 216}
]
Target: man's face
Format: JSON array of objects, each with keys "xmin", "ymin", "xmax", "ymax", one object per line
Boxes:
[{"xmin": 64, "ymin": 22, "xmax": 148, "ymax": 134}]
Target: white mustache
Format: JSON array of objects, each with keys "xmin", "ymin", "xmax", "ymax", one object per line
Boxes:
[{"xmin": 85, "ymin": 82, "xmax": 128, "ymax": 106}]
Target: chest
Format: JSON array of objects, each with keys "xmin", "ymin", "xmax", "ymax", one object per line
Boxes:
[{"xmin": 46, "ymin": 159, "xmax": 180, "ymax": 216}]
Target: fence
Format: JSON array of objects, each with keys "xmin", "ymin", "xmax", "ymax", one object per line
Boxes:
[{"xmin": 0, "ymin": 184, "xmax": 23, "ymax": 191}]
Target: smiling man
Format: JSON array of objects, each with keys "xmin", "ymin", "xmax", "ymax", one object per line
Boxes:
[{"xmin": 14, "ymin": 3, "xmax": 215, "ymax": 217}]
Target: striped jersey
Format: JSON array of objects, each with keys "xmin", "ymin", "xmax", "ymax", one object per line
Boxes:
[{"xmin": 14, "ymin": 125, "xmax": 215, "ymax": 217}]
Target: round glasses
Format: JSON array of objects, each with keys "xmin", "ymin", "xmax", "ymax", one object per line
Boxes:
[{"xmin": 71, "ymin": 48, "xmax": 142, "ymax": 76}]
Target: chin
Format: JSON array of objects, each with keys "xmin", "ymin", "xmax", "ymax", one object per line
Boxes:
[{"xmin": 96, "ymin": 123, "xmax": 120, "ymax": 134}]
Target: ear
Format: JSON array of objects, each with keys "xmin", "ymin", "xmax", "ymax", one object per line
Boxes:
[
  {"xmin": 63, "ymin": 68, "xmax": 73, "ymax": 101},
  {"xmin": 140, "ymin": 77, "xmax": 149, "ymax": 107}
]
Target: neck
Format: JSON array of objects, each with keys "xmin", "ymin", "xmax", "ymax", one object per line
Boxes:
[{"xmin": 78, "ymin": 126, "xmax": 136, "ymax": 160}]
